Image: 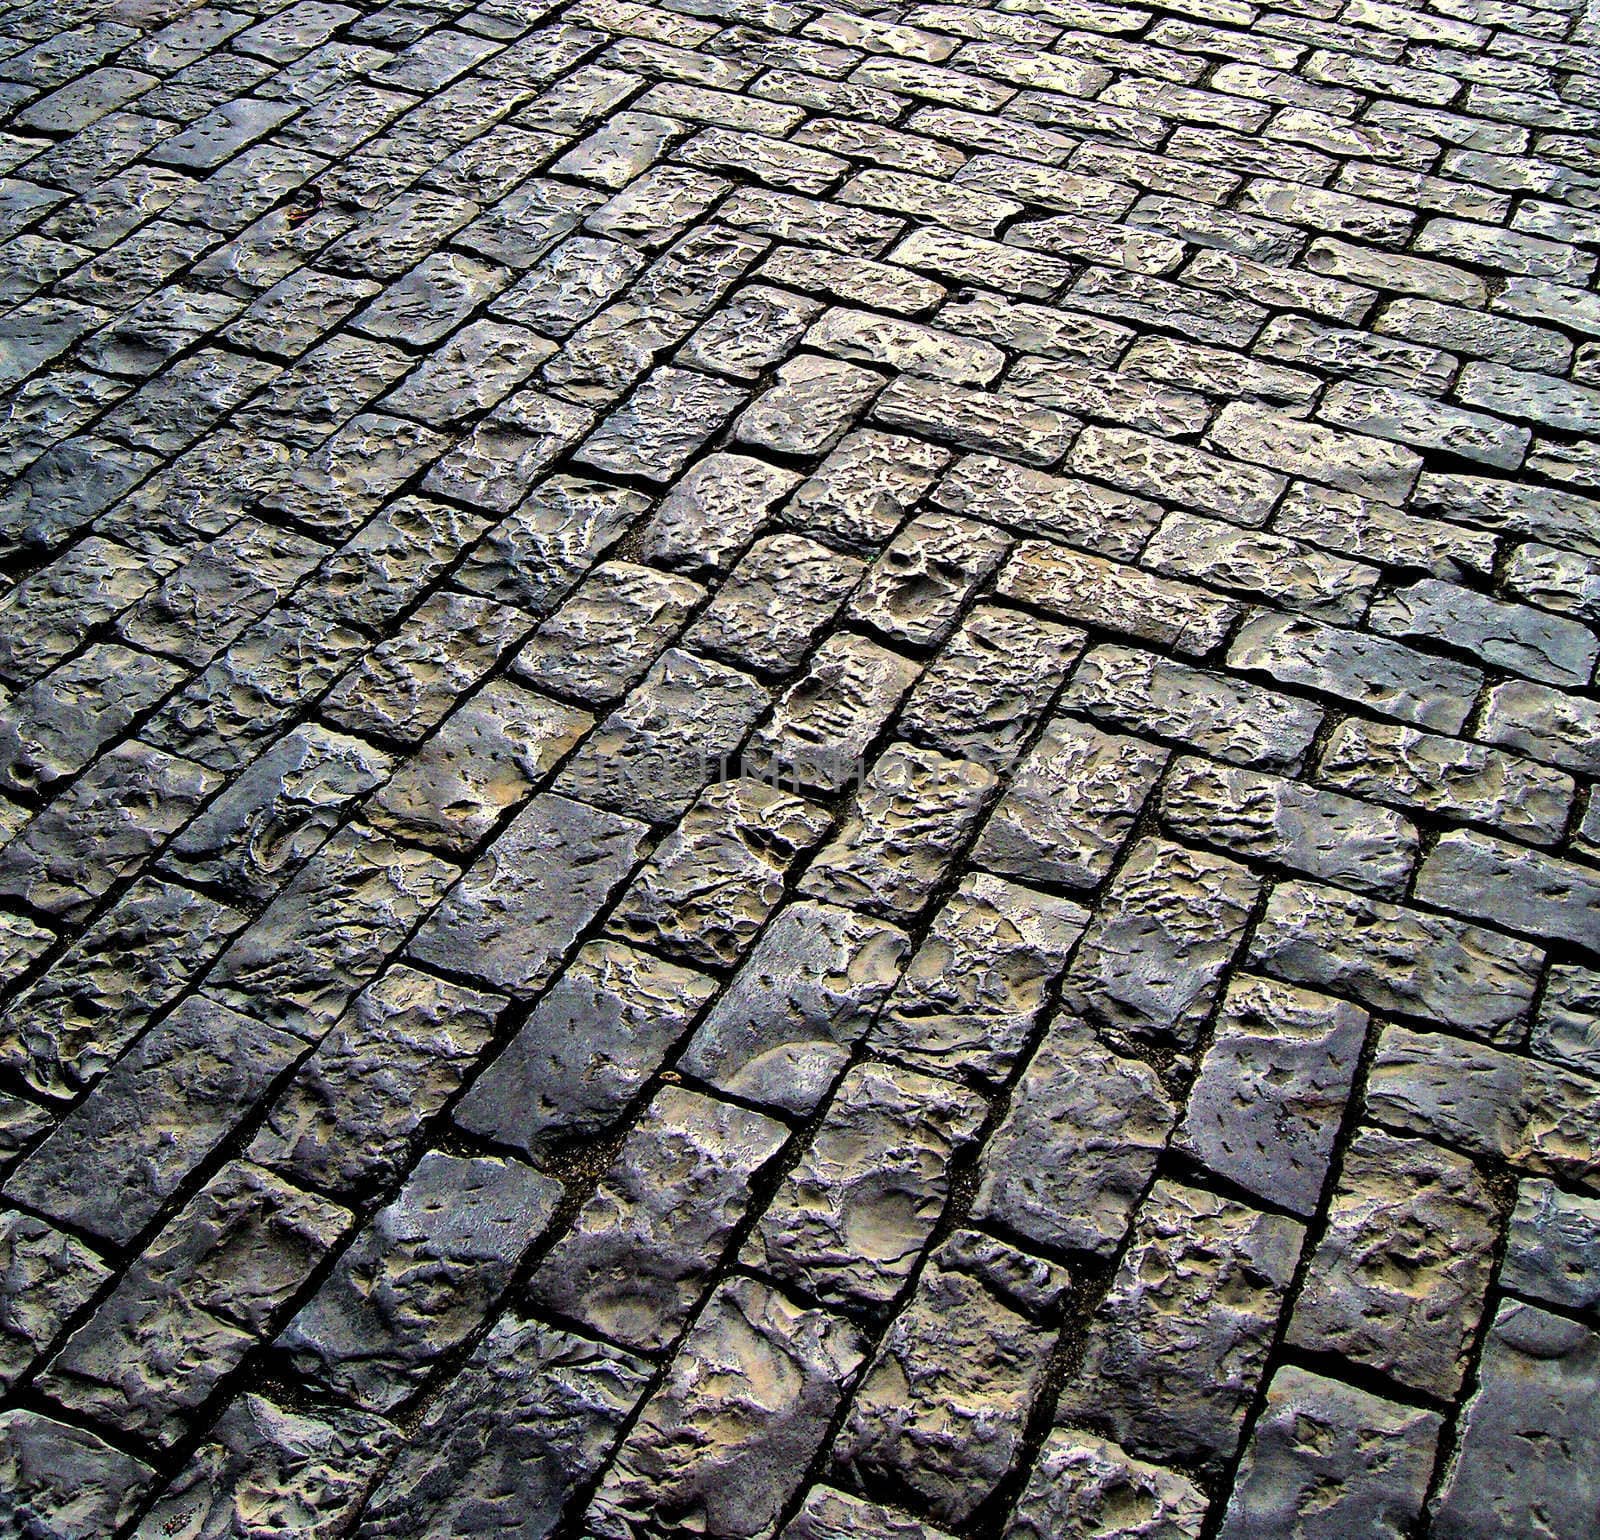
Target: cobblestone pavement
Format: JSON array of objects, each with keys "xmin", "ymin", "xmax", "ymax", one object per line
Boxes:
[{"xmin": 1, "ymin": 0, "xmax": 1599, "ymax": 1530}]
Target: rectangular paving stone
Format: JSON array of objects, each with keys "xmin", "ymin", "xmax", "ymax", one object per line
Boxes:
[
  {"xmin": 408, "ymin": 793, "xmax": 647, "ymax": 998},
  {"xmin": 1054, "ymin": 1179, "xmax": 1304, "ymax": 1472}
]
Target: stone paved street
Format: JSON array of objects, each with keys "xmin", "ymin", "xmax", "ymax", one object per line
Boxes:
[{"xmin": 1, "ymin": 0, "xmax": 1599, "ymax": 1529}]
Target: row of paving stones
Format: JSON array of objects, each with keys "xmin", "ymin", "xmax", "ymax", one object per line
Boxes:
[{"xmin": 0, "ymin": 0, "xmax": 1599, "ymax": 1532}]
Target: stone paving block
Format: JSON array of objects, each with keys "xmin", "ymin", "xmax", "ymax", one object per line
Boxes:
[
  {"xmin": 800, "ymin": 742, "xmax": 994, "ymax": 916},
  {"xmin": 587, "ymin": 1275, "xmax": 866, "ymax": 1540},
  {"xmin": 607, "ymin": 776, "xmax": 831, "ymax": 969},
  {"xmin": 678, "ymin": 899, "xmax": 909, "ymax": 1115},
  {"xmin": 1005, "ymin": 1431, "xmax": 1207, "ymax": 1540},
  {"xmin": 1218, "ymin": 1366, "xmax": 1441, "ymax": 1540},
  {"xmin": 356, "ymin": 1316, "xmax": 650, "ymax": 1540},
  {"xmin": 834, "ymin": 1231, "xmax": 1070, "ymax": 1524},
  {"xmin": 1431, "ymin": 1301, "xmax": 1600, "ymax": 1540},
  {"xmin": 1063, "ymin": 836, "xmax": 1262, "ymax": 1052},
  {"xmin": 1502, "ymin": 1175, "xmax": 1600, "ymax": 1316},
  {"xmin": 0, "ymin": 1210, "xmax": 110, "ymax": 1394},
  {"xmin": 744, "ymin": 1061, "xmax": 985, "ymax": 1310},
  {"xmin": 0, "ymin": 1410, "xmax": 154, "ymax": 1539},
  {"xmin": 1055, "ymin": 1179, "xmax": 1304, "ymax": 1471},
  {"xmin": 1176, "ymin": 974, "xmax": 1366, "ymax": 1216},
  {"xmin": 1532, "ymin": 964, "xmax": 1600, "ymax": 1079},
  {"xmin": 278, "ymin": 1152, "xmax": 560, "ymax": 1411},
  {"xmin": 408, "ymin": 793, "xmax": 646, "ymax": 998},
  {"xmin": 250, "ymin": 965, "xmax": 505, "ymax": 1197},
  {"xmin": 973, "ymin": 1016, "xmax": 1176, "ymax": 1258},
  {"xmin": 529, "ymin": 1085, "xmax": 788, "ymax": 1351},
  {"xmin": 1288, "ymin": 1127, "xmax": 1498, "ymax": 1396},
  {"xmin": 133, "ymin": 1392, "xmax": 396, "ymax": 1540}
]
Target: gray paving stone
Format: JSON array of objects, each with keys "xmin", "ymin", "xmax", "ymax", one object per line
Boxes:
[
  {"xmin": 1431, "ymin": 1301, "xmax": 1600, "ymax": 1540},
  {"xmin": 1288, "ymin": 1127, "xmax": 1498, "ymax": 1396},
  {"xmin": 1054, "ymin": 1179, "xmax": 1304, "ymax": 1471},
  {"xmin": 0, "ymin": 1211, "xmax": 110, "ymax": 1394},
  {"xmin": 529, "ymin": 1085, "xmax": 787, "ymax": 1350},
  {"xmin": 588, "ymin": 1275, "xmax": 866, "ymax": 1540},
  {"xmin": 678, "ymin": 899, "xmax": 909, "ymax": 1115},
  {"xmin": 834, "ymin": 1231, "xmax": 1069, "ymax": 1523},
  {"xmin": 1005, "ymin": 1431, "xmax": 1207, "ymax": 1540},
  {"xmin": 355, "ymin": 1317, "xmax": 650, "ymax": 1540},
  {"xmin": 1502, "ymin": 1176, "xmax": 1600, "ymax": 1316},
  {"xmin": 0, "ymin": 1410, "xmax": 154, "ymax": 1538},
  {"xmin": 1218, "ymin": 1366, "xmax": 1441, "ymax": 1540},
  {"xmin": 278, "ymin": 1152, "xmax": 560, "ymax": 1411}
]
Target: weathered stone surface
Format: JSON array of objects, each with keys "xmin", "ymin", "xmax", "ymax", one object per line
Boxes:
[
  {"xmin": 744, "ymin": 632, "xmax": 921, "ymax": 794},
  {"xmin": 1249, "ymin": 878, "xmax": 1542, "ymax": 1042},
  {"xmin": 588, "ymin": 1276, "xmax": 866, "ymax": 1540},
  {"xmin": 847, "ymin": 510, "xmax": 1009, "ymax": 648},
  {"xmin": 1288, "ymin": 1127, "xmax": 1498, "ymax": 1395},
  {"xmin": 577, "ymin": 366, "xmax": 748, "ymax": 480},
  {"xmin": 743, "ymin": 1061, "xmax": 985, "ymax": 1309},
  {"xmin": 1006, "ymin": 1431, "xmax": 1207, "ymax": 1540},
  {"xmin": 0, "ymin": 1410, "xmax": 154, "ymax": 1538},
  {"xmin": 1063, "ymin": 837, "xmax": 1261, "ymax": 1052},
  {"xmin": 1055, "ymin": 1180, "xmax": 1304, "ymax": 1471},
  {"xmin": 899, "ymin": 605, "xmax": 1083, "ymax": 770},
  {"xmin": 1177, "ymin": 974, "xmax": 1366, "ymax": 1216},
  {"xmin": 3, "ymin": 997, "xmax": 306, "ymax": 1246},
  {"xmin": 134, "ymin": 1393, "xmax": 396, "ymax": 1540},
  {"xmin": 1365, "ymin": 1024, "xmax": 1600, "ymax": 1191},
  {"xmin": 278, "ymin": 1152, "xmax": 560, "ymax": 1411},
  {"xmin": 207, "ymin": 823, "xmax": 458, "ymax": 1037},
  {"xmin": 249, "ymin": 966, "xmax": 504, "ymax": 1197},
  {"xmin": 1161, "ymin": 754, "xmax": 1418, "ymax": 896},
  {"xmin": 873, "ymin": 872, "xmax": 1086, "ymax": 1083},
  {"xmin": 783, "ymin": 1486, "xmax": 958, "ymax": 1540},
  {"xmin": 0, "ymin": 1211, "xmax": 109, "ymax": 1394},
  {"xmin": 1415, "ymin": 828, "xmax": 1600, "ymax": 952},
  {"xmin": 0, "ymin": 877, "xmax": 246, "ymax": 1098},
  {"xmin": 975, "ymin": 716, "xmax": 1167, "ymax": 890},
  {"xmin": 1532, "ymin": 964, "xmax": 1600, "ymax": 1079},
  {"xmin": 1502, "ymin": 1176, "xmax": 1600, "ymax": 1316},
  {"xmin": 1218, "ymin": 1366, "xmax": 1441, "ymax": 1540},
  {"xmin": 782, "ymin": 428, "xmax": 949, "ymax": 548},
  {"xmin": 409, "ymin": 794, "xmax": 645, "ymax": 998},
  {"xmin": 801, "ymin": 743, "xmax": 996, "ymax": 917},
  {"xmin": 973, "ymin": 1016, "xmax": 1176, "ymax": 1258},
  {"xmin": 638, "ymin": 451, "xmax": 801, "ymax": 576},
  {"xmin": 356, "ymin": 1317, "xmax": 650, "ymax": 1540},
  {"xmin": 678, "ymin": 900, "xmax": 909, "ymax": 1115},
  {"xmin": 1431, "ymin": 1302, "xmax": 1600, "ymax": 1540},
  {"xmin": 608, "ymin": 777, "xmax": 830, "ymax": 969},
  {"xmin": 834, "ymin": 1231, "xmax": 1069, "ymax": 1524},
  {"xmin": 529, "ymin": 1086, "xmax": 788, "ymax": 1351}
]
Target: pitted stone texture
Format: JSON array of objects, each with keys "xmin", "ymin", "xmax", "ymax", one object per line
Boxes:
[
  {"xmin": 588, "ymin": 1276, "xmax": 866, "ymax": 1540},
  {"xmin": 1055, "ymin": 1180, "xmax": 1304, "ymax": 1472},
  {"xmin": 781, "ymin": 428, "xmax": 950, "ymax": 549},
  {"xmin": 133, "ymin": 1394, "xmax": 396, "ymax": 1540},
  {"xmin": 0, "ymin": 1410, "xmax": 154, "ymax": 1540},
  {"xmin": 1533, "ymin": 965, "xmax": 1600, "ymax": 1080},
  {"xmin": 899, "ymin": 604, "xmax": 1083, "ymax": 770},
  {"xmin": 367, "ymin": 681, "xmax": 593, "ymax": 856},
  {"xmin": 0, "ymin": 1211, "xmax": 110, "ymax": 1394},
  {"xmin": 277, "ymin": 1152, "xmax": 560, "ymax": 1412},
  {"xmin": 1063, "ymin": 837, "xmax": 1262, "ymax": 1053},
  {"xmin": 847, "ymin": 510, "xmax": 1009, "ymax": 648},
  {"xmin": 356, "ymin": 1317, "xmax": 650, "ymax": 1540},
  {"xmin": 249, "ymin": 966, "xmax": 505, "ymax": 1198},
  {"xmin": 555, "ymin": 647, "xmax": 770, "ymax": 823},
  {"xmin": 1431, "ymin": 1302, "xmax": 1600, "ymax": 1540},
  {"xmin": 800, "ymin": 743, "xmax": 997, "ymax": 918},
  {"xmin": 743, "ymin": 1061, "xmax": 986, "ymax": 1310},
  {"xmin": 1160, "ymin": 754, "xmax": 1418, "ymax": 896},
  {"xmin": 1176, "ymin": 975, "xmax": 1366, "ymax": 1217},
  {"xmin": 744, "ymin": 632, "xmax": 922, "ymax": 794},
  {"xmin": 1218, "ymin": 1367, "xmax": 1441, "ymax": 1540},
  {"xmin": 1005, "ymin": 1431, "xmax": 1207, "ymax": 1540},
  {"xmin": 529, "ymin": 1086, "xmax": 788, "ymax": 1352},
  {"xmin": 639, "ymin": 452, "xmax": 801, "ymax": 576},
  {"xmin": 607, "ymin": 778, "xmax": 831, "ymax": 969},
  {"xmin": 1287, "ymin": 1128, "xmax": 1498, "ymax": 1397},
  {"xmin": 834, "ymin": 1231, "xmax": 1070, "ymax": 1524},
  {"xmin": 408, "ymin": 794, "xmax": 646, "ymax": 998},
  {"xmin": 679, "ymin": 900, "xmax": 910, "ymax": 1116},
  {"xmin": 1501, "ymin": 1177, "xmax": 1600, "ymax": 1317},
  {"xmin": 973, "ymin": 1017, "xmax": 1176, "ymax": 1258},
  {"xmin": 782, "ymin": 1486, "xmax": 958, "ymax": 1540},
  {"xmin": 1250, "ymin": 878, "xmax": 1542, "ymax": 1043},
  {"xmin": 873, "ymin": 872, "xmax": 1087, "ymax": 1083},
  {"xmin": 975, "ymin": 716, "xmax": 1167, "ymax": 890},
  {"xmin": 1365, "ymin": 1024, "xmax": 1600, "ymax": 1192}
]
